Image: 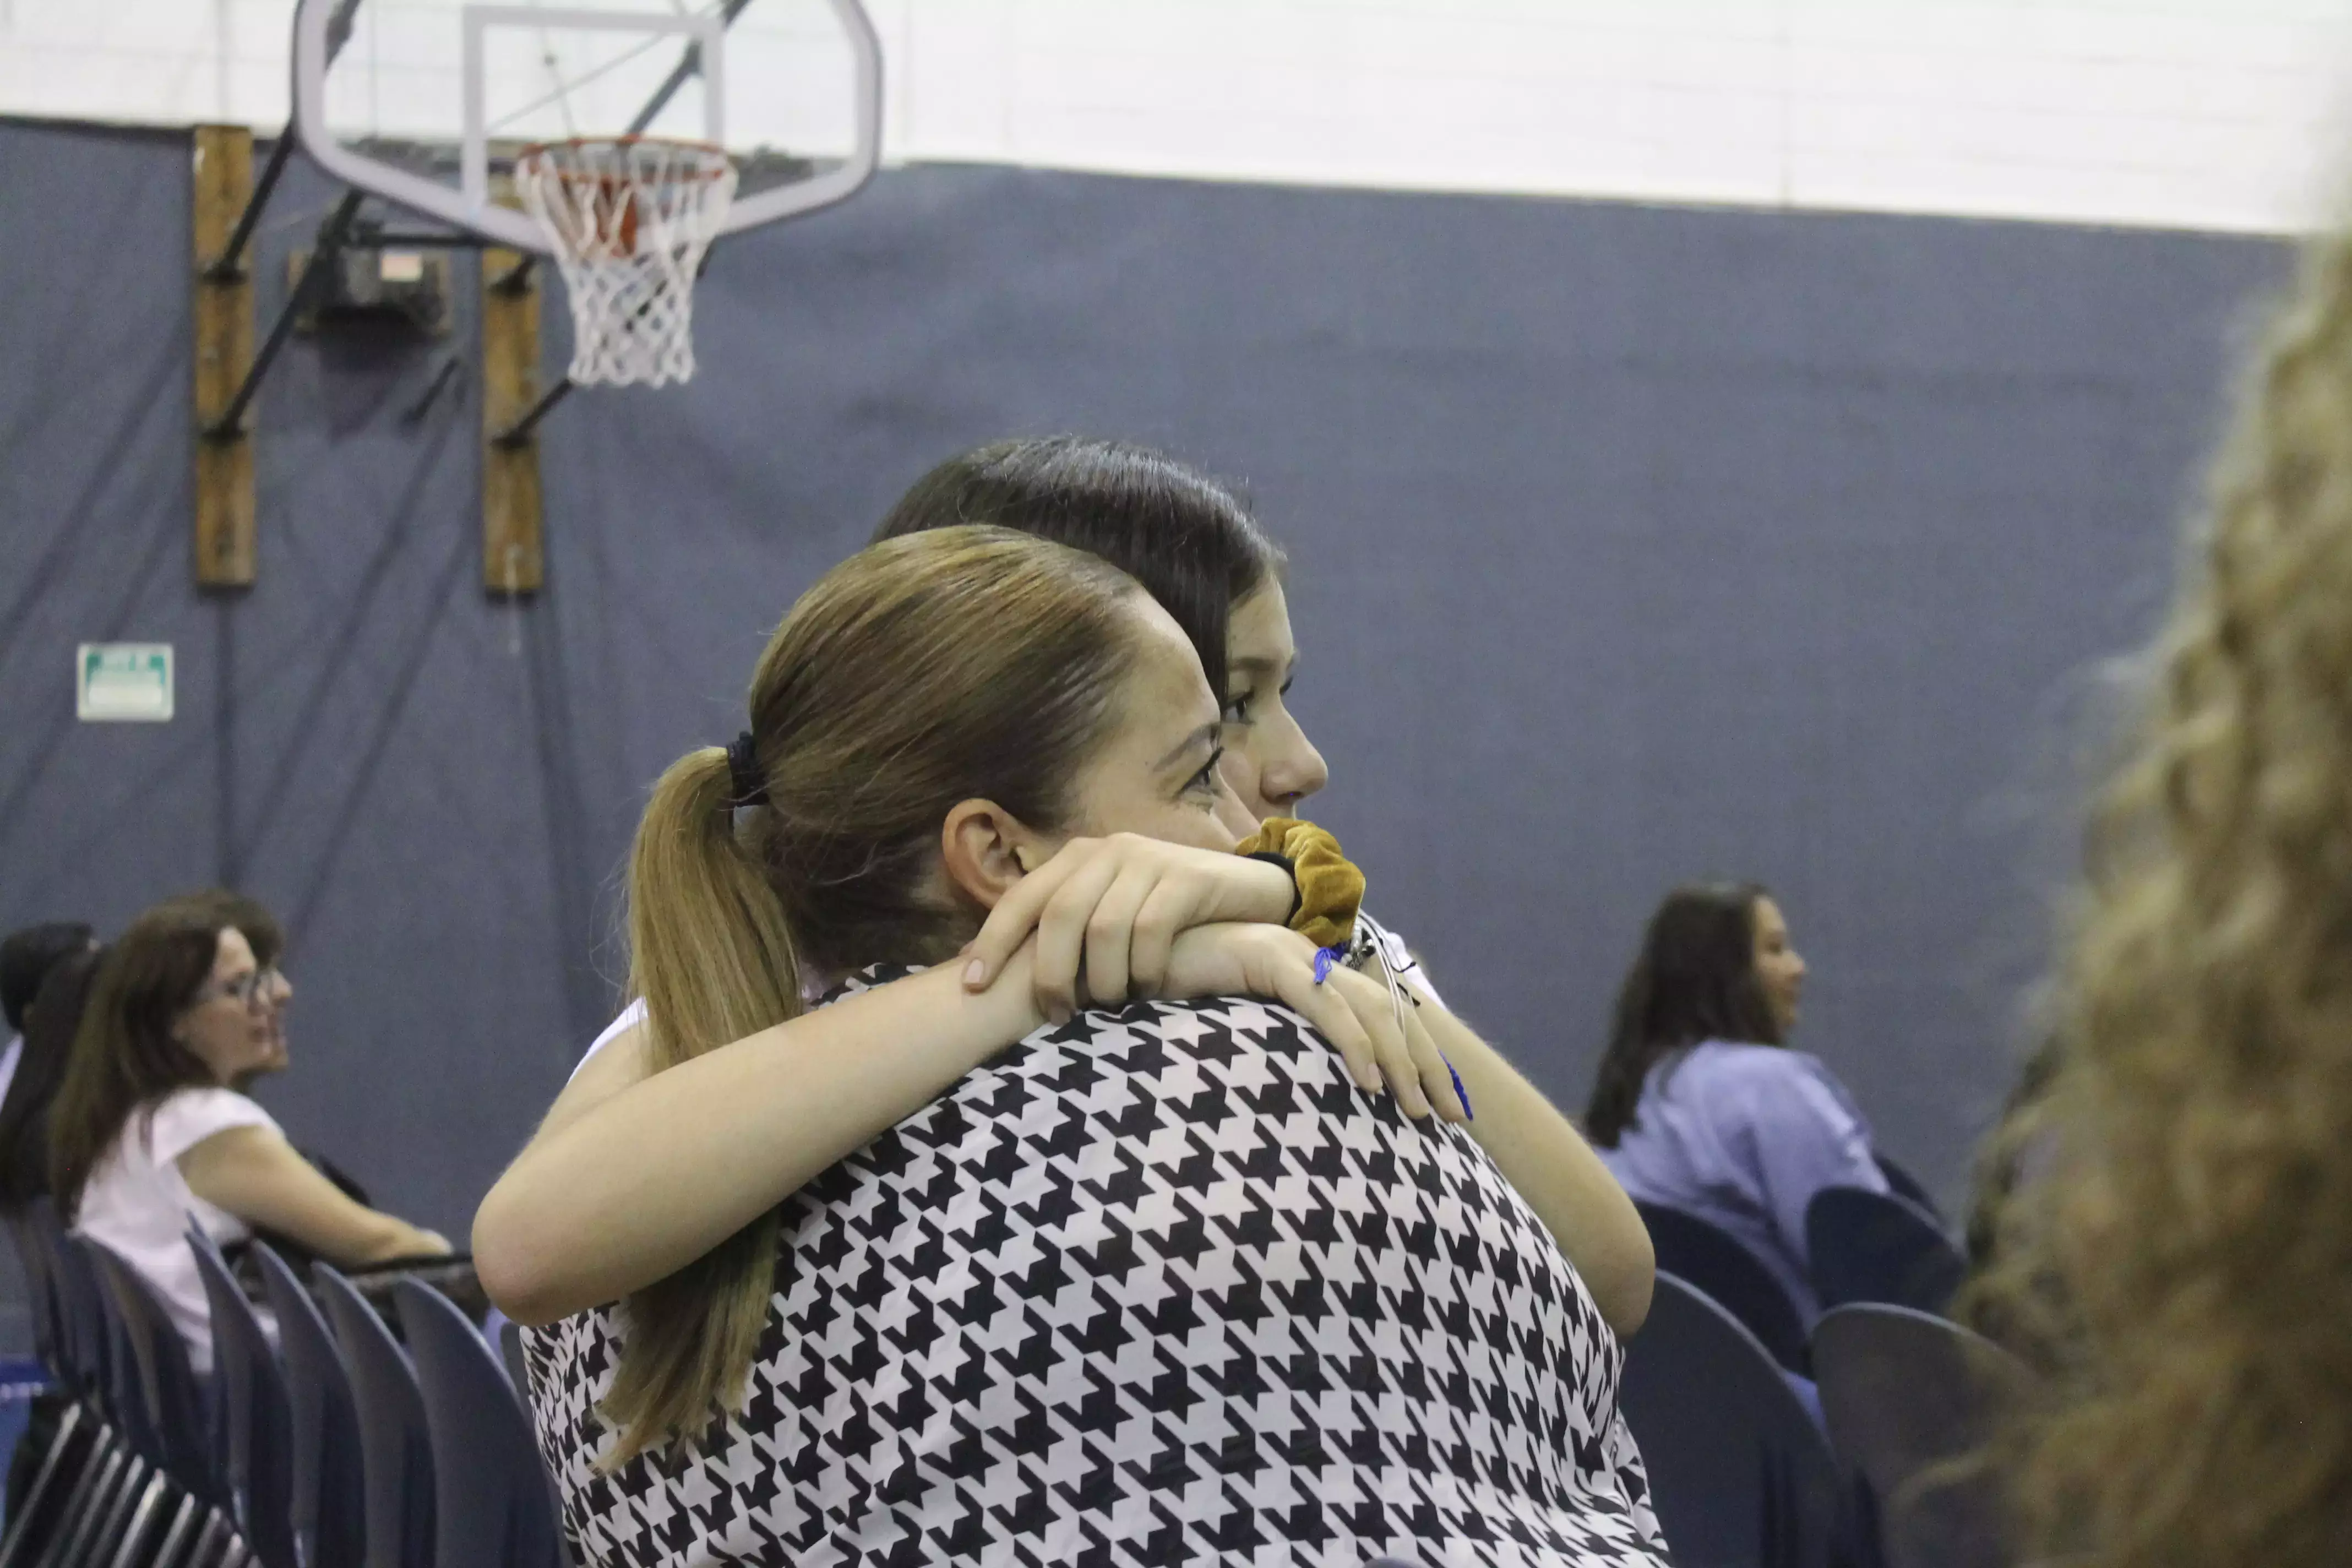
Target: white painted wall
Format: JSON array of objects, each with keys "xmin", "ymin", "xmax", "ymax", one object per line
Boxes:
[{"xmin": 3, "ymin": 0, "xmax": 2351, "ymax": 234}]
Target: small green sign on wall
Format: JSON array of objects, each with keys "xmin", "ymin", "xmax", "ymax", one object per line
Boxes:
[{"xmin": 77, "ymin": 644, "xmax": 173, "ymax": 722}]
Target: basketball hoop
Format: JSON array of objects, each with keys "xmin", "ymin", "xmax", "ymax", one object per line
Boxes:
[{"xmin": 515, "ymin": 137, "xmax": 738, "ymax": 388}]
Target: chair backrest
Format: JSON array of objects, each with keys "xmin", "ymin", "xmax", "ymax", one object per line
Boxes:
[
  {"xmin": 1871, "ymin": 1153, "xmax": 1941, "ymax": 1221},
  {"xmin": 6, "ymin": 1204, "xmax": 66, "ymax": 1387},
  {"xmin": 1636, "ymin": 1201, "xmax": 1811, "ymax": 1374},
  {"xmin": 79, "ymin": 1233, "xmax": 225, "ymax": 1504},
  {"xmin": 316, "ymin": 1262, "xmax": 437, "ymax": 1568},
  {"xmin": 189, "ymin": 1229, "xmax": 299, "ymax": 1568},
  {"xmin": 254, "ymin": 1241, "xmax": 368, "ymax": 1568},
  {"xmin": 24, "ymin": 1200, "xmax": 109, "ymax": 1404},
  {"xmin": 1812, "ymin": 1305, "xmax": 2026, "ymax": 1568},
  {"xmin": 1805, "ymin": 1187, "xmax": 1967, "ymax": 1315},
  {"xmin": 395, "ymin": 1281, "xmax": 565, "ymax": 1568},
  {"xmin": 1620, "ymin": 1272, "xmax": 1847, "ymax": 1568}
]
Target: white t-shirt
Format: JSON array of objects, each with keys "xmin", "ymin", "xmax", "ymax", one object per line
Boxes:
[
  {"xmin": 74, "ymin": 1086, "xmax": 279, "ymax": 1375},
  {"xmin": 0, "ymin": 1035, "xmax": 21, "ymax": 1112}
]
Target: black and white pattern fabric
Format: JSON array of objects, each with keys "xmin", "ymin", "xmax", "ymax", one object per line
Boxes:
[{"xmin": 524, "ymin": 970, "xmax": 1670, "ymax": 1567}]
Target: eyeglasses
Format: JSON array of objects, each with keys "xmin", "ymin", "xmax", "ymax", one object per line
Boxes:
[{"xmin": 194, "ymin": 966, "xmax": 281, "ymax": 1012}]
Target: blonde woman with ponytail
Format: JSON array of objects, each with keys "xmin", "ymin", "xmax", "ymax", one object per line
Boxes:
[{"xmin": 508, "ymin": 526, "xmax": 1668, "ymax": 1567}]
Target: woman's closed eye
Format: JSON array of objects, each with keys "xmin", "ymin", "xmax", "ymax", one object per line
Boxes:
[{"xmin": 1185, "ymin": 746, "xmax": 1227, "ymax": 800}]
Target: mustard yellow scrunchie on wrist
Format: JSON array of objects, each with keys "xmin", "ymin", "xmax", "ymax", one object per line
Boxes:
[{"xmin": 1233, "ymin": 817, "xmax": 1365, "ymax": 950}]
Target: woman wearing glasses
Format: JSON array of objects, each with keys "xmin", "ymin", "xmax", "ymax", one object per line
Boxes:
[{"xmin": 49, "ymin": 891, "xmax": 448, "ymax": 1372}]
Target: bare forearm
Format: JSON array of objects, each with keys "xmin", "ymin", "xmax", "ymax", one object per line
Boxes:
[
  {"xmin": 473, "ymin": 961, "xmax": 1045, "ymax": 1325},
  {"xmin": 1419, "ymin": 1001, "xmax": 1654, "ymax": 1334},
  {"xmin": 181, "ymin": 1131, "xmax": 448, "ymax": 1267}
]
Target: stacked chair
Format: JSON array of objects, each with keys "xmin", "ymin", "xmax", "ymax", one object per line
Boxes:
[
  {"xmin": 1619, "ymin": 1272, "xmax": 1850, "ymax": 1568},
  {"xmin": 1811, "ymin": 1306, "xmax": 2026, "ymax": 1568},
  {"xmin": 1624, "ymin": 1186, "xmax": 2024, "ymax": 1568},
  {"xmin": 1633, "ymin": 1201, "xmax": 1811, "ymax": 1375},
  {"xmin": 0, "ymin": 1201, "xmax": 244, "ymax": 1567},
  {"xmin": 1805, "ymin": 1189, "xmax": 1967, "ymax": 1316},
  {"xmin": 0, "ymin": 1216, "xmax": 570, "ymax": 1568}
]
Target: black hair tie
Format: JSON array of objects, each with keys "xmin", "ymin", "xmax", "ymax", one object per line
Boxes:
[{"xmin": 724, "ymin": 730, "xmax": 769, "ymax": 809}]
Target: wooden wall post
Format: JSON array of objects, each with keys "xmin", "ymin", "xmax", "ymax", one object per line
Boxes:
[
  {"xmin": 192, "ymin": 125, "xmax": 256, "ymax": 588},
  {"xmin": 481, "ymin": 251, "xmax": 545, "ymax": 597}
]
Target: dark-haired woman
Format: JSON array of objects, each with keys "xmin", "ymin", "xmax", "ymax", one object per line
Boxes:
[
  {"xmin": 511, "ymin": 526, "xmax": 1665, "ymax": 1566},
  {"xmin": 0, "ymin": 948, "xmax": 101, "ymax": 1213},
  {"xmin": 1585, "ymin": 883, "xmax": 1887, "ymax": 1323},
  {"xmin": 480, "ymin": 439, "xmax": 1652, "ymax": 1354},
  {"xmin": 51, "ymin": 893, "xmax": 449, "ymax": 1371}
]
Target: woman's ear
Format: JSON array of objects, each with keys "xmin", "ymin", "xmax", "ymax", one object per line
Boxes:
[{"xmin": 940, "ymin": 799, "xmax": 1047, "ymax": 910}]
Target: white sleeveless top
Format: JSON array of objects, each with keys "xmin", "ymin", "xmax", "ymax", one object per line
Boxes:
[{"xmin": 74, "ymin": 1086, "xmax": 279, "ymax": 1375}]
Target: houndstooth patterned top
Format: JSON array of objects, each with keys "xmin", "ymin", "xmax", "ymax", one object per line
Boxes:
[{"xmin": 522, "ymin": 970, "xmax": 1672, "ymax": 1568}]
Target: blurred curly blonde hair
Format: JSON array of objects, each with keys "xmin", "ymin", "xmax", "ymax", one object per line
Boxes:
[{"xmin": 1985, "ymin": 230, "xmax": 2352, "ymax": 1567}]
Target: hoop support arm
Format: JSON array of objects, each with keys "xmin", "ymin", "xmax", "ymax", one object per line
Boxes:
[
  {"xmin": 202, "ymin": 189, "xmax": 364, "ymax": 442},
  {"xmin": 492, "ymin": 378, "xmax": 574, "ymax": 449}
]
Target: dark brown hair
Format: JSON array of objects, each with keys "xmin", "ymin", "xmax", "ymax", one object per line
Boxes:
[
  {"xmin": 0, "ymin": 947, "xmax": 101, "ymax": 1212},
  {"xmin": 606, "ymin": 525, "xmax": 1155, "ymax": 1460},
  {"xmin": 872, "ymin": 435, "xmax": 1282, "ymax": 701},
  {"xmin": 1583, "ymin": 881, "xmax": 1783, "ymax": 1146},
  {"xmin": 47, "ymin": 890, "xmax": 282, "ymax": 1218},
  {"xmin": 1, "ymin": 923, "xmax": 94, "ymax": 1034}
]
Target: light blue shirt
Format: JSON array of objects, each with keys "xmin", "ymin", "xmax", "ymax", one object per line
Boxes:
[{"xmin": 1598, "ymin": 1040, "xmax": 1887, "ymax": 1322}]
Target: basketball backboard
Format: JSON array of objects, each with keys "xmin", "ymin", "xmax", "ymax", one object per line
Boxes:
[{"xmin": 291, "ymin": 0, "xmax": 883, "ymax": 255}]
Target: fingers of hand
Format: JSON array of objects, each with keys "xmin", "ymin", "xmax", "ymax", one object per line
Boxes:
[
  {"xmin": 1082, "ymin": 866, "xmax": 1159, "ymax": 1008},
  {"xmin": 1278, "ymin": 961, "xmax": 1381, "ymax": 1092},
  {"xmin": 1404, "ymin": 1006, "xmax": 1469, "ymax": 1124},
  {"xmin": 1125, "ymin": 873, "xmax": 1199, "ymax": 997},
  {"xmin": 965, "ymin": 847, "xmax": 1084, "ymax": 987},
  {"xmin": 1329, "ymin": 969, "xmax": 1431, "ymax": 1118},
  {"xmin": 1032, "ymin": 854, "xmax": 1123, "ymax": 1021}
]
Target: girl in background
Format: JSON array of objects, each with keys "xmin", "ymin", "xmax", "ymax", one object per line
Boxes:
[
  {"xmin": 50, "ymin": 892, "xmax": 448, "ymax": 1371},
  {"xmin": 1583, "ymin": 881, "xmax": 1887, "ymax": 1322}
]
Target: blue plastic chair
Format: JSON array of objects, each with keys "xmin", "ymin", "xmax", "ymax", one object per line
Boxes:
[
  {"xmin": 0, "ymin": 1208, "xmax": 102, "ymax": 1568},
  {"xmin": 188, "ymin": 1232, "xmax": 297, "ymax": 1568},
  {"xmin": 7, "ymin": 1208, "xmax": 153, "ymax": 1568},
  {"xmin": 315, "ymin": 1264, "xmax": 435, "ymax": 1568},
  {"xmin": 1812, "ymin": 1305, "xmax": 2024, "ymax": 1568},
  {"xmin": 77, "ymin": 1240, "xmax": 219, "ymax": 1503},
  {"xmin": 74, "ymin": 1237, "xmax": 228, "ymax": 1567},
  {"xmin": 394, "ymin": 1281, "xmax": 565, "ymax": 1568},
  {"xmin": 252, "ymin": 1242, "xmax": 366, "ymax": 1568},
  {"xmin": 1620, "ymin": 1272, "xmax": 1849, "ymax": 1568},
  {"xmin": 1636, "ymin": 1202, "xmax": 1811, "ymax": 1374},
  {"xmin": 1871, "ymin": 1155, "xmax": 1940, "ymax": 1222},
  {"xmin": 1805, "ymin": 1188, "xmax": 1967, "ymax": 1316},
  {"xmin": 30, "ymin": 1211, "xmax": 115, "ymax": 1415}
]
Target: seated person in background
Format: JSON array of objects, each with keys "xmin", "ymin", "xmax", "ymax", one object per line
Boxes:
[
  {"xmin": 0, "ymin": 946, "xmax": 103, "ymax": 1213},
  {"xmin": 48, "ymin": 891, "xmax": 449, "ymax": 1373},
  {"xmin": 0, "ymin": 894, "xmax": 290, "ymax": 1218},
  {"xmin": 1584, "ymin": 881, "xmax": 1887, "ymax": 1322},
  {"xmin": 0, "ymin": 922, "xmax": 96, "ymax": 1107}
]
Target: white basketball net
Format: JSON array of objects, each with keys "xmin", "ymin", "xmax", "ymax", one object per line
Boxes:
[{"xmin": 515, "ymin": 137, "xmax": 739, "ymax": 388}]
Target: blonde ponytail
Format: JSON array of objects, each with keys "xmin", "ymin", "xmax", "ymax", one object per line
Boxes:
[
  {"xmin": 600, "ymin": 744, "xmax": 801, "ymax": 1462},
  {"xmin": 596, "ymin": 526, "xmax": 1151, "ymax": 1467}
]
